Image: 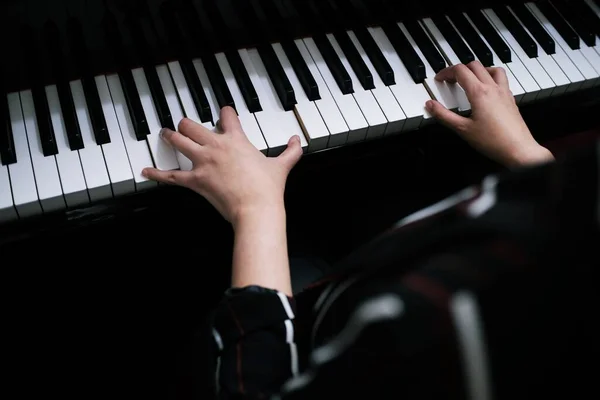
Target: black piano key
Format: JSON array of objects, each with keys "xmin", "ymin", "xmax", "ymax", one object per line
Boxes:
[
  {"xmin": 551, "ymin": 0, "xmax": 596, "ymax": 46},
  {"xmin": 335, "ymin": 0, "xmax": 396, "ymax": 86},
  {"xmin": 180, "ymin": 59, "xmax": 213, "ymax": 122},
  {"xmin": 158, "ymin": 4, "xmax": 214, "ymax": 123},
  {"xmin": 537, "ymin": 1, "xmax": 580, "ymax": 49},
  {"xmin": 0, "ymin": 93, "xmax": 17, "ymax": 165},
  {"xmin": 352, "ymin": 27, "xmax": 395, "ymax": 85},
  {"xmin": 125, "ymin": 15, "xmax": 175, "ymax": 132},
  {"xmin": 103, "ymin": 12, "xmax": 149, "ymax": 141},
  {"xmin": 68, "ymin": 18, "xmax": 110, "ymax": 145},
  {"xmin": 404, "ymin": 20, "xmax": 446, "ymax": 73},
  {"xmin": 82, "ymin": 77, "xmax": 110, "ymax": 145},
  {"xmin": 493, "ymin": 6, "xmax": 538, "ymax": 58},
  {"xmin": 256, "ymin": 0, "xmax": 320, "ymax": 99},
  {"xmin": 119, "ymin": 71, "xmax": 150, "ymax": 141},
  {"xmin": 381, "ymin": 22, "xmax": 426, "ymax": 83},
  {"xmin": 45, "ymin": 22, "xmax": 84, "ymax": 151},
  {"xmin": 202, "ymin": 54, "xmax": 235, "ymax": 110},
  {"xmin": 448, "ymin": 13, "xmax": 494, "ymax": 66},
  {"xmin": 334, "ymin": 32, "xmax": 375, "ymax": 90},
  {"xmin": 510, "ymin": 4, "xmax": 556, "ymax": 55},
  {"xmin": 30, "ymin": 87, "xmax": 59, "ymax": 156},
  {"xmin": 225, "ymin": 50, "xmax": 262, "ymax": 112},
  {"xmin": 466, "ymin": 10, "xmax": 512, "ymax": 63},
  {"xmin": 431, "ymin": 16, "xmax": 476, "ymax": 64},
  {"xmin": 56, "ymin": 82, "xmax": 84, "ymax": 150},
  {"xmin": 313, "ymin": 34, "xmax": 354, "ymax": 94},
  {"xmin": 257, "ymin": 44, "xmax": 296, "ymax": 111},
  {"xmin": 143, "ymin": 66, "xmax": 175, "ymax": 131},
  {"xmin": 575, "ymin": 0, "xmax": 600, "ymax": 37},
  {"xmin": 19, "ymin": 26, "xmax": 58, "ymax": 157},
  {"xmin": 281, "ymin": 40, "xmax": 321, "ymax": 100}
]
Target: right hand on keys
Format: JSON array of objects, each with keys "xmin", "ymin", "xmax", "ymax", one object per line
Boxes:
[{"xmin": 425, "ymin": 60, "xmax": 554, "ymax": 168}]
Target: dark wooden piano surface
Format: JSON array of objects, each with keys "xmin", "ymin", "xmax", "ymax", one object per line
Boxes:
[{"xmin": 1, "ymin": 0, "xmax": 599, "ymax": 398}]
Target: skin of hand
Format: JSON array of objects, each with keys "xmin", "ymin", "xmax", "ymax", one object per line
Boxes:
[
  {"xmin": 425, "ymin": 61, "xmax": 554, "ymax": 168},
  {"xmin": 142, "ymin": 106, "xmax": 303, "ymax": 296}
]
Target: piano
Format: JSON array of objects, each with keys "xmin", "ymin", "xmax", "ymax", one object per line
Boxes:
[
  {"xmin": 0, "ymin": 0, "xmax": 598, "ymax": 396},
  {"xmin": 1, "ymin": 0, "xmax": 599, "ymax": 228}
]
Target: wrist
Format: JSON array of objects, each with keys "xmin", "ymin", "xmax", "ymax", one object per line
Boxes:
[
  {"xmin": 232, "ymin": 199, "xmax": 286, "ymax": 230},
  {"xmin": 508, "ymin": 144, "xmax": 554, "ymax": 168}
]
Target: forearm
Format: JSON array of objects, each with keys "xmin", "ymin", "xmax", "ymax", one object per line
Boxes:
[{"xmin": 231, "ymin": 202, "xmax": 293, "ymax": 296}]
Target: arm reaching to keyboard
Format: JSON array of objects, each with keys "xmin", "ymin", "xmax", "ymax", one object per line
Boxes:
[
  {"xmin": 142, "ymin": 107, "xmax": 303, "ymax": 296},
  {"xmin": 143, "ymin": 107, "xmax": 303, "ymax": 399},
  {"xmin": 425, "ymin": 60, "xmax": 554, "ymax": 168}
]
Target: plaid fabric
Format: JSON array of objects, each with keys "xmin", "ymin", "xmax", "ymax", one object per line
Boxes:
[{"xmin": 209, "ymin": 140, "xmax": 599, "ymax": 399}]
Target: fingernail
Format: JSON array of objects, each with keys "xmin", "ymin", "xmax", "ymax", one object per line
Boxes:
[
  {"xmin": 294, "ymin": 135, "xmax": 301, "ymax": 143},
  {"xmin": 159, "ymin": 128, "xmax": 170, "ymax": 139},
  {"xmin": 141, "ymin": 169, "xmax": 148, "ymax": 177},
  {"xmin": 425, "ymin": 100, "xmax": 433, "ymax": 111}
]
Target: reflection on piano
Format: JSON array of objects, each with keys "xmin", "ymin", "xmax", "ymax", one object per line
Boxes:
[{"xmin": 0, "ymin": 0, "xmax": 599, "ymax": 227}]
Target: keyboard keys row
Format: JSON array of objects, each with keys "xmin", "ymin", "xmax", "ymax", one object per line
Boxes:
[{"xmin": 3, "ymin": 0, "xmax": 600, "ymax": 223}]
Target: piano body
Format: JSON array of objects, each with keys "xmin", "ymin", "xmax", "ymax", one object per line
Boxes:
[{"xmin": 0, "ymin": 0, "xmax": 598, "ymax": 397}]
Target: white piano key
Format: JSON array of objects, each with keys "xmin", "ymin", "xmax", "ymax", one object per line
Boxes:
[
  {"xmin": 132, "ymin": 67, "xmax": 180, "ymax": 171},
  {"xmin": 239, "ymin": 48, "xmax": 308, "ymax": 156},
  {"xmin": 214, "ymin": 53, "xmax": 269, "ymax": 154},
  {"xmin": 347, "ymin": 31, "xmax": 408, "ymax": 136},
  {"xmin": 586, "ymin": 0, "xmax": 600, "ymax": 16},
  {"xmin": 96, "ymin": 75, "xmax": 136, "ymax": 196},
  {"xmin": 106, "ymin": 74, "xmax": 156, "ymax": 191},
  {"xmin": 579, "ymin": 39, "xmax": 600, "ymax": 77},
  {"xmin": 6, "ymin": 92, "xmax": 41, "ymax": 218},
  {"xmin": 327, "ymin": 33, "xmax": 388, "ymax": 141},
  {"xmin": 157, "ymin": 63, "xmax": 193, "ymax": 170},
  {"xmin": 45, "ymin": 85, "xmax": 89, "ymax": 208},
  {"xmin": 70, "ymin": 79, "xmax": 113, "ymax": 201},
  {"xmin": 272, "ymin": 43, "xmax": 330, "ymax": 151},
  {"xmin": 367, "ymin": 27, "xmax": 433, "ymax": 131},
  {"xmin": 302, "ymin": 37, "xmax": 368, "ymax": 142},
  {"xmin": 421, "ymin": 18, "xmax": 472, "ymax": 111},
  {"xmin": 506, "ymin": 6, "xmax": 571, "ymax": 95},
  {"xmin": 0, "ymin": 162, "xmax": 17, "ymax": 222},
  {"xmin": 398, "ymin": 22, "xmax": 461, "ymax": 111},
  {"xmin": 463, "ymin": 12, "xmax": 536, "ymax": 103},
  {"xmin": 527, "ymin": 2, "xmax": 599, "ymax": 89},
  {"xmin": 19, "ymin": 90, "xmax": 65, "ymax": 213},
  {"xmin": 295, "ymin": 38, "xmax": 350, "ymax": 147},
  {"xmin": 483, "ymin": 9, "xmax": 556, "ymax": 99},
  {"xmin": 581, "ymin": 1, "xmax": 600, "ymax": 79}
]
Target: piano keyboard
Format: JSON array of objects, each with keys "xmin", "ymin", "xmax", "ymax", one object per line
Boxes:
[{"xmin": 1, "ymin": 0, "xmax": 599, "ymax": 223}]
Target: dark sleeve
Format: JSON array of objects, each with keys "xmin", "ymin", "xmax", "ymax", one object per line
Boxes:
[{"xmin": 210, "ymin": 285, "xmax": 298, "ymax": 399}]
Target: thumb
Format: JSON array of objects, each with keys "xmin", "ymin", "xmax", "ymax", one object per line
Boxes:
[
  {"xmin": 276, "ymin": 135, "xmax": 303, "ymax": 171},
  {"xmin": 426, "ymin": 100, "xmax": 470, "ymax": 133}
]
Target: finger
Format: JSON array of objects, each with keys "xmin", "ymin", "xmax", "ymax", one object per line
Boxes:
[
  {"xmin": 160, "ymin": 128, "xmax": 202, "ymax": 160},
  {"xmin": 276, "ymin": 135, "xmax": 303, "ymax": 171},
  {"xmin": 426, "ymin": 100, "xmax": 471, "ymax": 133},
  {"xmin": 178, "ymin": 117, "xmax": 215, "ymax": 145},
  {"xmin": 466, "ymin": 60, "xmax": 495, "ymax": 84},
  {"xmin": 486, "ymin": 67, "xmax": 509, "ymax": 89},
  {"xmin": 141, "ymin": 167, "xmax": 193, "ymax": 186},
  {"xmin": 218, "ymin": 106, "xmax": 243, "ymax": 133},
  {"xmin": 435, "ymin": 64, "xmax": 480, "ymax": 93}
]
